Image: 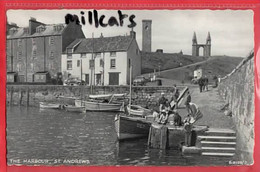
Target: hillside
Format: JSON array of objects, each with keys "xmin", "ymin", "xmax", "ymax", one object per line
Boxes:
[
  {"xmin": 141, "ymin": 51, "xmax": 208, "ymax": 74},
  {"xmin": 157, "ymin": 55, "xmax": 243, "ymax": 84}
]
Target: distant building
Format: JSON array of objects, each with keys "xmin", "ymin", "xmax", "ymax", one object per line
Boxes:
[
  {"xmin": 6, "ymin": 17, "xmax": 85, "ymax": 82},
  {"xmin": 61, "ymin": 31, "xmax": 141, "ymax": 86},
  {"xmin": 192, "ymin": 32, "xmax": 211, "ymax": 56},
  {"xmin": 142, "ymin": 20, "xmax": 152, "ymax": 52},
  {"xmin": 194, "ymin": 68, "xmax": 202, "ymax": 79}
]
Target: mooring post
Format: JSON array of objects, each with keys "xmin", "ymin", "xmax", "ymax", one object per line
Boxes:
[
  {"xmin": 147, "ymin": 126, "xmax": 152, "ymax": 147},
  {"xmin": 10, "ymin": 87, "xmax": 13, "ymax": 106},
  {"xmin": 160, "ymin": 126, "xmax": 168, "ymax": 149},
  {"xmin": 26, "ymin": 87, "xmax": 29, "ymax": 106}
]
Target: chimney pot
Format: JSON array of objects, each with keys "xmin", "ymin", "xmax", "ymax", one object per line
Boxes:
[{"xmin": 156, "ymin": 49, "xmax": 163, "ymax": 53}]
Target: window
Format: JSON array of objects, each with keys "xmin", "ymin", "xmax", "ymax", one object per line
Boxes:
[
  {"xmin": 136, "ymin": 49, "xmax": 139, "ymax": 55},
  {"xmin": 77, "ymin": 60, "xmax": 80, "ymax": 67},
  {"xmin": 17, "ymin": 51, "xmax": 22, "ymax": 61},
  {"xmin": 81, "ymin": 53, "xmax": 86, "ymax": 58},
  {"xmin": 32, "ymin": 50, "xmax": 36, "ymax": 59},
  {"xmin": 67, "ymin": 53, "xmax": 72, "ymax": 59},
  {"xmin": 17, "ymin": 63, "xmax": 22, "ymax": 72},
  {"xmin": 110, "ymin": 59, "xmax": 116, "ymax": 68},
  {"xmin": 100, "ymin": 59, "xmax": 104, "ymax": 67},
  {"xmin": 49, "ymin": 36, "xmax": 54, "ymax": 45},
  {"xmin": 18, "ymin": 39, "xmax": 22, "ymax": 47},
  {"xmin": 96, "ymin": 52, "xmax": 101, "ymax": 57},
  {"xmin": 89, "ymin": 59, "xmax": 94, "ymax": 69},
  {"xmin": 67, "ymin": 60, "xmax": 72, "ymax": 70},
  {"xmin": 110, "ymin": 52, "xmax": 116, "ymax": 57},
  {"xmin": 32, "ymin": 38, "xmax": 36, "ymax": 45},
  {"xmin": 50, "ymin": 51, "xmax": 54, "ymax": 59}
]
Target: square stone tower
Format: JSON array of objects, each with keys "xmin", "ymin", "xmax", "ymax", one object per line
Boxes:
[{"xmin": 142, "ymin": 20, "xmax": 152, "ymax": 52}]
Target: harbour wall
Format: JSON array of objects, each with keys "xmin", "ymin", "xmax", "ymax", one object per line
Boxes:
[
  {"xmin": 218, "ymin": 52, "xmax": 254, "ymax": 164},
  {"xmin": 6, "ymin": 85, "xmax": 183, "ymax": 110}
]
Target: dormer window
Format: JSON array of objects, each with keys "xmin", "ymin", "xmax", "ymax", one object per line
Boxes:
[
  {"xmin": 23, "ymin": 28, "xmax": 29, "ymax": 34},
  {"xmin": 36, "ymin": 25, "xmax": 45, "ymax": 33}
]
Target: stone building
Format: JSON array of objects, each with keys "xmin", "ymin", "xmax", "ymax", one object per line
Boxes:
[
  {"xmin": 61, "ymin": 31, "xmax": 141, "ymax": 86},
  {"xmin": 192, "ymin": 32, "xmax": 211, "ymax": 56},
  {"xmin": 6, "ymin": 18, "xmax": 85, "ymax": 82}
]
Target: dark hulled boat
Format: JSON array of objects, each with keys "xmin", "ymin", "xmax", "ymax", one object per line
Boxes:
[{"xmin": 114, "ymin": 114, "xmax": 152, "ymax": 140}]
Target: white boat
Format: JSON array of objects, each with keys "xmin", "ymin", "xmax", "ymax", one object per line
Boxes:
[
  {"xmin": 39, "ymin": 102, "xmax": 61, "ymax": 109},
  {"xmin": 127, "ymin": 105, "xmax": 152, "ymax": 117},
  {"xmin": 75, "ymin": 99, "xmax": 124, "ymax": 112},
  {"xmin": 64, "ymin": 105, "xmax": 86, "ymax": 113}
]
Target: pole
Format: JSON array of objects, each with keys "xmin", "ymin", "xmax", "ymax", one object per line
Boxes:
[
  {"xmin": 129, "ymin": 65, "xmax": 132, "ymax": 108},
  {"xmin": 91, "ymin": 33, "xmax": 94, "ymax": 94}
]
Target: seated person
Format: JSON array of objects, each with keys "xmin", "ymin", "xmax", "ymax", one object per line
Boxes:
[
  {"xmin": 158, "ymin": 109, "xmax": 169, "ymax": 124},
  {"xmin": 168, "ymin": 109, "xmax": 182, "ymax": 126}
]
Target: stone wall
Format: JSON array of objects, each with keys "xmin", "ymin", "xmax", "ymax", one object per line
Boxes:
[
  {"xmin": 6, "ymin": 85, "xmax": 183, "ymax": 110},
  {"xmin": 218, "ymin": 52, "xmax": 254, "ymax": 164}
]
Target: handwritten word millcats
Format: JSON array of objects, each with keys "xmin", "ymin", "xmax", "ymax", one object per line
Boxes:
[{"xmin": 65, "ymin": 10, "xmax": 137, "ymax": 28}]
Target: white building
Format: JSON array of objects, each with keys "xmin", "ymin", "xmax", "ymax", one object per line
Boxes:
[
  {"xmin": 194, "ymin": 68, "xmax": 202, "ymax": 79},
  {"xmin": 61, "ymin": 31, "xmax": 141, "ymax": 85}
]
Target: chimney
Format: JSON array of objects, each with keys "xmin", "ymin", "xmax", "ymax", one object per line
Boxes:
[
  {"xmin": 8, "ymin": 28, "xmax": 18, "ymax": 35},
  {"xmin": 29, "ymin": 17, "xmax": 44, "ymax": 35},
  {"xmin": 156, "ymin": 49, "xmax": 163, "ymax": 53},
  {"xmin": 130, "ymin": 30, "xmax": 136, "ymax": 39}
]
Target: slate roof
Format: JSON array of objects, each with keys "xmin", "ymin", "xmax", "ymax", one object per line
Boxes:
[
  {"xmin": 66, "ymin": 36, "xmax": 134, "ymax": 53},
  {"xmin": 7, "ymin": 24, "xmax": 67, "ymax": 39}
]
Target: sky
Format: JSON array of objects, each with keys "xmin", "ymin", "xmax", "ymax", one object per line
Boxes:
[{"xmin": 7, "ymin": 9, "xmax": 254, "ymax": 57}]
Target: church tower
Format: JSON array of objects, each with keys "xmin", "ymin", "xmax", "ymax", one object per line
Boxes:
[
  {"xmin": 205, "ymin": 32, "xmax": 211, "ymax": 56},
  {"xmin": 192, "ymin": 32, "xmax": 198, "ymax": 56},
  {"xmin": 142, "ymin": 20, "xmax": 152, "ymax": 52}
]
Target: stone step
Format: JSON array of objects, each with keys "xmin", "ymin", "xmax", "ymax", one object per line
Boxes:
[
  {"xmin": 198, "ymin": 136, "xmax": 236, "ymax": 142},
  {"xmin": 201, "ymin": 128, "xmax": 236, "ymax": 137},
  {"xmin": 201, "ymin": 141, "xmax": 236, "ymax": 148},
  {"xmin": 201, "ymin": 147, "xmax": 236, "ymax": 153},
  {"xmin": 202, "ymin": 152, "xmax": 235, "ymax": 157}
]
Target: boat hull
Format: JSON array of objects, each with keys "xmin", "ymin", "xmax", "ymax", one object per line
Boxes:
[
  {"xmin": 64, "ymin": 105, "xmax": 86, "ymax": 113},
  {"xmin": 39, "ymin": 102, "xmax": 61, "ymax": 109},
  {"xmin": 75, "ymin": 100, "xmax": 123, "ymax": 112},
  {"xmin": 114, "ymin": 114, "xmax": 151, "ymax": 140}
]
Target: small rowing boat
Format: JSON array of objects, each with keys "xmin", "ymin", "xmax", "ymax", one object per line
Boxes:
[
  {"xmin": 127, "ymin": 105, "xmax": 152, "ymax": 117},
  {"xmin": 39, "ymin": 102, "xmax": 61, "ymax": 109}
]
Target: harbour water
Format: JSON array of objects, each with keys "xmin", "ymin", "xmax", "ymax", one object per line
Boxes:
[{"xmin": 7, "ymin": 106, "xmax": 234, "ymax": 166}]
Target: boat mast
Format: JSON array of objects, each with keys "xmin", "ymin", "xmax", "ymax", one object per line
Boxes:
[{"xmin": 129, "ymin": 65, "xmax": 132, "ymax": 108}]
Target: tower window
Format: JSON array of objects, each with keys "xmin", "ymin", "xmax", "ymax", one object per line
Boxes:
[{"xmin": 145, "ymin": 26, "xmax": 149, "ymax": 30}]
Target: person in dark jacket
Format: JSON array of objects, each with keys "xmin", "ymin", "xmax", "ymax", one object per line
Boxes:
[{"xmin": 198, "ymin": 77, "xmax": 204, "ymax": 93}]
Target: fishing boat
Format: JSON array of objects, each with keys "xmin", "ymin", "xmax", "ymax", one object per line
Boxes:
[
  {"xmin": 75, "ymin": 93, "xmax": 126, "ymax": 112},
  {"xmin": 64, "ymin": 105, "xmax": 86, "ymax": 113},
  {"xmin": 127, "ymin": 104, "xmax": 152, "ymax": 117},
  {"xmin": 114, "ymin": 114, "xmax": 153, "ymax": 140},
  {"xmin": 75, "ymin": 99, "xmax": 124, "ymax": 112},
  {"xmin": 39, "ymin": 102, "xmax": 61, "ymax": 109}
]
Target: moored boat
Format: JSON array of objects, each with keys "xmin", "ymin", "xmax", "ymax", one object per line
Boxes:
[
  {"xmin": 114, "ymin": 114, "xmax": 153, "ymax": 140},
  {"xmin": 64, "ymin": 105, "xmax": 86, "ymax": 113},
  {"xmin": 127, "ymin": 105, "xmax": 152, "ymax": 117},
  {"xmin": 39, "ymin": 102, "xmax": 61, "ymax": 109},
  {"xmin": 75, "ymin": 99, "xmax": 124, "ymax": 112}
]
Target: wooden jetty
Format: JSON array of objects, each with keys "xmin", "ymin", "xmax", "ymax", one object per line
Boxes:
[
  {"xmin": 147, "ymin": 124, "xmax": 237, "ymax": 157},
  {"xmin": 147, "ymin": 123, "xmax": 208, "ymax": 149}
]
